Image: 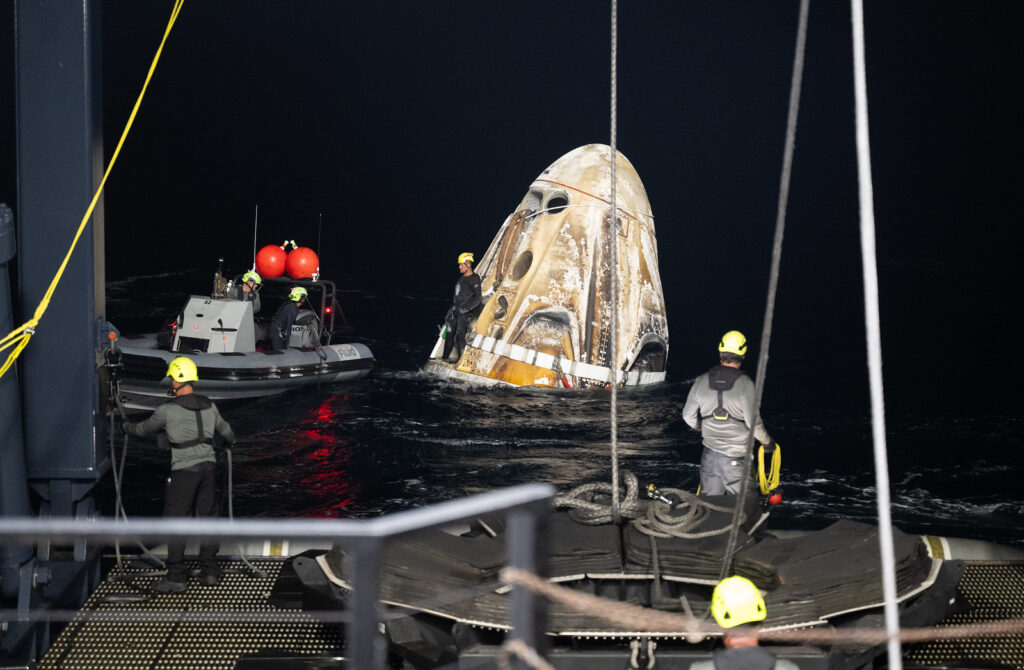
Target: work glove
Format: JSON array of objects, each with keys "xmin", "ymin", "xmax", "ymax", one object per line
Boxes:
[
  {"xmin": 762, "ymin": 442, "xmax": 777, "ymax": 454},
  {"xmin": 123, "ymin": 422, "xmax": 138, "ymax": 437}
]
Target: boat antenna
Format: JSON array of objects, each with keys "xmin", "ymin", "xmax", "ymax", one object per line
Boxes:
[
  {"xmin": 317, "ymin": 212, "xmax": 323, "ymax": 260},
  {"xmin": 251, "ymin": 204, "xmax": 259, "ymax": 270}
]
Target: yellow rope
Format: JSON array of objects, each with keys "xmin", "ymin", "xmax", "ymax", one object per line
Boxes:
[
  {"xmin": 0, "ymin": 0, "xmax": 185, "ymax": 379},
  {"xmin": 758, "ymin": 443, "xmax": 782, "ymax": 494}
]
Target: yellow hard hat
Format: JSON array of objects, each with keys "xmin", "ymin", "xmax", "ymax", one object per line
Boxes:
[
  {"xmin": 710, "ymin": 576, "xmax": 766, "ymax": 628},
  {"xmin": 458, "ymin": 252, "xmax": 474, "ymax": 264},
  {"xmin": 289, "ymin": 287, "xmax": 308, "ymax": 302},
  {"xmin": 166, "ymin": 356, "xmax": 199, "ymax": 383},
  {"xmin": 718, "ymin": 330, "xmax": 747, "ymax": 357}
]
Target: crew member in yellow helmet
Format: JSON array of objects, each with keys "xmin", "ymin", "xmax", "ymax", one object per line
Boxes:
[
  {"xmin": 442, "ymin": 252, "xmax": 482, "ymax": 361},
  {"xmin": 227, "ymin": 269, "xmax": 262, "ymax": 314},
  {"xmin": 270, "ymin": 286, "xmax": 308, "ymax": 350},
  {"xmin": 689, "ymin": 576, "xmax": 798, "ymax": 669},
  {"xmin": 681, "ymin": 330, "xmax": 776, "ymax": 495},
  {"xmin": 123, "ymin": 356, "xmax": 236, "ymax": 593}
]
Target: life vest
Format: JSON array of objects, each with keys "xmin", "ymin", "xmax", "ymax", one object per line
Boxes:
[
  {"xmin": 165, "ymin": 394, "xmax": 213, "ymax": 449},
  {"xmin": 703, "ymin": 365, "xmax": 746, "ymax": 424}
]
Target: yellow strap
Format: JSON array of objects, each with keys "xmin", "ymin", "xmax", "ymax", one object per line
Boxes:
[
  {"xmin": 758, "ymin": 443, "xmax": 782, "ymax": 494},
  {"xmin": 0, "ymin": 0, "xmax": 185, "ymax": 379}
]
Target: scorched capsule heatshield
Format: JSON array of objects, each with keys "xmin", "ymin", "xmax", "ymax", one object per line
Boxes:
[{"xmin": 426, "ymin": 144, "xmax": 669, "ymax": 388}]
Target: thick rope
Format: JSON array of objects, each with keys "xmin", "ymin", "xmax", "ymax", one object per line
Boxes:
[
  {"xmin": 850, "ymin": 0, "xmax": 902, "ymax": 667},
  {"xmin": 553, "ymin": 472, "xmax": 743, "ymax": 540},
  {"xmin": 554, "ymin": 471, "xmax": 644, "ymax": 525},
  {"xmin": 719, "ymin": 0, "xmax": 810, "ymax": 581},
  {"xmin": 608, "ymin": 0, "xmax": 621, "ymax": 525},
  {"xmin": 500, "ymin": 566, "xmax": 1024, "ymax": 646},
  {"xmin": 633, "ymin": 490, "xmax": 744, "ymax": 540},
  {"xmin": 498, "ymin": 638, "xmax": 557, "ymax": 670}
]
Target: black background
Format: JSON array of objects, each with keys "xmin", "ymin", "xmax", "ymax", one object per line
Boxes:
[{"xmin": 3, "ymin": 1, "xmax": 1022, "ymax": 412}]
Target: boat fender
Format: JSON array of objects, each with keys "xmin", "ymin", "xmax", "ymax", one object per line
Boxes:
[{"xmin": 703, "ymin": 365, "xmax": 745, "ymax": 423}]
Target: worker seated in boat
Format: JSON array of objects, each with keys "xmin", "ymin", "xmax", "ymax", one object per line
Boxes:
[
  {"xmin": 690, "ymin": 576, "xmax": 797, "ymax": 670},
  {"xmin": 441, "ymin": 251, "xmax": 482, "ymax": 361},
  {"xmin": 682, "ymin": 330, "xmax": 776, "ymax": 495},
  {"xmin": 226, "ymin": 269, "xmax": 262, "ymax": 314},
  {"xmin": 123, "ymin": 356, "xmax": 236, "ymax": 593},
  {"xmin": 270, "ymin": 286, "xmax": 308, "ymax": 350}
]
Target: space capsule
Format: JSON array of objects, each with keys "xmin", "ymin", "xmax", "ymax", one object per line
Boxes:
[{"xmin": 426, "ymin": 144, "xmax": 668, "ymax": 388}]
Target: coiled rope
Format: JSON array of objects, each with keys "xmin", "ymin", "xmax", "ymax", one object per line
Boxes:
[{"xmin": 553, "ymin": 471, "xmax": 744, "ymax": 540}]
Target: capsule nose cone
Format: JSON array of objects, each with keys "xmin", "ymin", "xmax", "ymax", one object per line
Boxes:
[{"xmin": 536, "ymin": 144, "xmax": 652, "ymax": 219}]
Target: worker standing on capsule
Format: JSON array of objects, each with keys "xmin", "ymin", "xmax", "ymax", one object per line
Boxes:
[
  {"xmin": 442, "ymin": 252, "xmax": 483, "ymax": 362},
  {"xmin": 426, "ymin": 144, "xmax": 668, "ymax": 388}
]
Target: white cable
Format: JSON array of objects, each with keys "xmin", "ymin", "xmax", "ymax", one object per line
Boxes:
[{"xmin": 851, "ymin": 1, "xmax": 903, "ymax": 667}]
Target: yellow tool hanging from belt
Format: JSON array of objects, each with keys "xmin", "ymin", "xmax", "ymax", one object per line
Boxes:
[{"xmin": 757, "ymin": 443, "xmax": 782, "ymax": 494}]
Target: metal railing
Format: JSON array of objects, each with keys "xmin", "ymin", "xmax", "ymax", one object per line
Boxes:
[{"xmin": 0, "ymin": 483, "xmax": 555, "ymax": 669}]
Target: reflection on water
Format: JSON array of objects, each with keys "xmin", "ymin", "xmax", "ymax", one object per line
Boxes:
[{"xmin": 100, "ymin": 274, "xmax": 1024, "ymax": 547}]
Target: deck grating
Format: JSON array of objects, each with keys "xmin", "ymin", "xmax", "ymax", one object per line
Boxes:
[
  {"xmin": 905, "ymin": 562, "xmax": 1024, "ymax": 669},
  {"xmin": 37, "ymin": 559, "xmax": 344, "ymax": 669}
]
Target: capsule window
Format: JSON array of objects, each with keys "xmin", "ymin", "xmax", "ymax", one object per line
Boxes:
[
  {"xmin": 523, "ymin": 190, "xmax": 543, "ymax": 214},
  {"xmin": 545, "ymin": 192, "xmax": 569, "ymax": 215},
  {"xmin": 511, "ymin": 251, "xmax": 533, "ymax": 281},
  {"xmin": 494, "ymin": 295, "xmax": 509, "ymax": 320}
]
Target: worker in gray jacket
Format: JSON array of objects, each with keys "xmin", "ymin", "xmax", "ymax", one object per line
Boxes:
[
  {"xmin": 226, "ymin": 269, "xmax": 262, "ymax": 315},
  {"xmin": 682, "ymin": 330, "xmax": 775, "ymax": 495},
  {"xmin": 124, "ymin": 356, "xmax": 236, "ymax": 593}
]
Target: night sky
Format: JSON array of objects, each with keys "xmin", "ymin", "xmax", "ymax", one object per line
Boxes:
[{"xmin": 4, "ymin": 1, "xmax": 1023, "ymax": 409}]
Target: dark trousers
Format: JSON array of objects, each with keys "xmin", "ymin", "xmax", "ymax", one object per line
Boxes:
[
  {"xmin": 163, "ymin": 464, "xmax": 219, "ymax": 581},
  {"xmin": 442, "ymin": 312, "xmax": 469, "ymax": 360}
]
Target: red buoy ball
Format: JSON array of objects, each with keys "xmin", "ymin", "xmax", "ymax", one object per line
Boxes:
[
  {"xmin": 255, "ymin": 245, "xmax": 286, "ymax": 278},
  {"xmin": 768, "ymin": 492, "xmax": 783, "ymax": 506},
  {"xmin": 286, "ymin": 247, "xmax": 319, "ymax": 279}
]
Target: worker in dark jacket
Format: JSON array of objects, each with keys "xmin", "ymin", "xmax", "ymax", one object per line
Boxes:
[
  {"xmin": 442, "ymin": 252, "xmax": 482, "ymax": 361},
  {"xmin": 124, "ymin": 356, "xmax": 236, "ymax": 593},
  {"xmin": 226, "ymin": 269, "xmax": 262, "ymax": 315},
  {"xmin": 270, "ymin": 286, "xmax": 307, "ymax": 350},
  {"xmin": 682, "ymin": 330, "xmax": 775, "ymax": 495},
  {"xmin": 688, "ymin": 576, "xmax": 798, "ymax": 670}
]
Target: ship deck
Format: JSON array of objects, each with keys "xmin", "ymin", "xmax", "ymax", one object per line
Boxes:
[
  {"xmin": 37, "ymin": 557, "xmax": 344, "ymax": 670},
  {"xmin": 34, "ymin": 557, "xmax": 1024, "ymax": 669}
]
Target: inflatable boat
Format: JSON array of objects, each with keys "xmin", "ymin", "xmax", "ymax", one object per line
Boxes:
[{"xmin": 110, "ymin": 277, "xmax": 374, "ymax": 411}]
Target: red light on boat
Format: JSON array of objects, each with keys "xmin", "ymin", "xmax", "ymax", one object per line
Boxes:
[{"xmin": 325, "ymin": 306, "xmax": 332, "ymax": 314}]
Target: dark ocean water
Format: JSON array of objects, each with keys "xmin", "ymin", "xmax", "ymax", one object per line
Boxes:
[{"xmin": 99, "ymin": 271, "xmax": 1024, "ymax": 548}]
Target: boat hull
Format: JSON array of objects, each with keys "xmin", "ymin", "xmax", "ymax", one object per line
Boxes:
[{"xmin": 114, "ymin": 335, "xmax": 374, "ymax": 410}]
